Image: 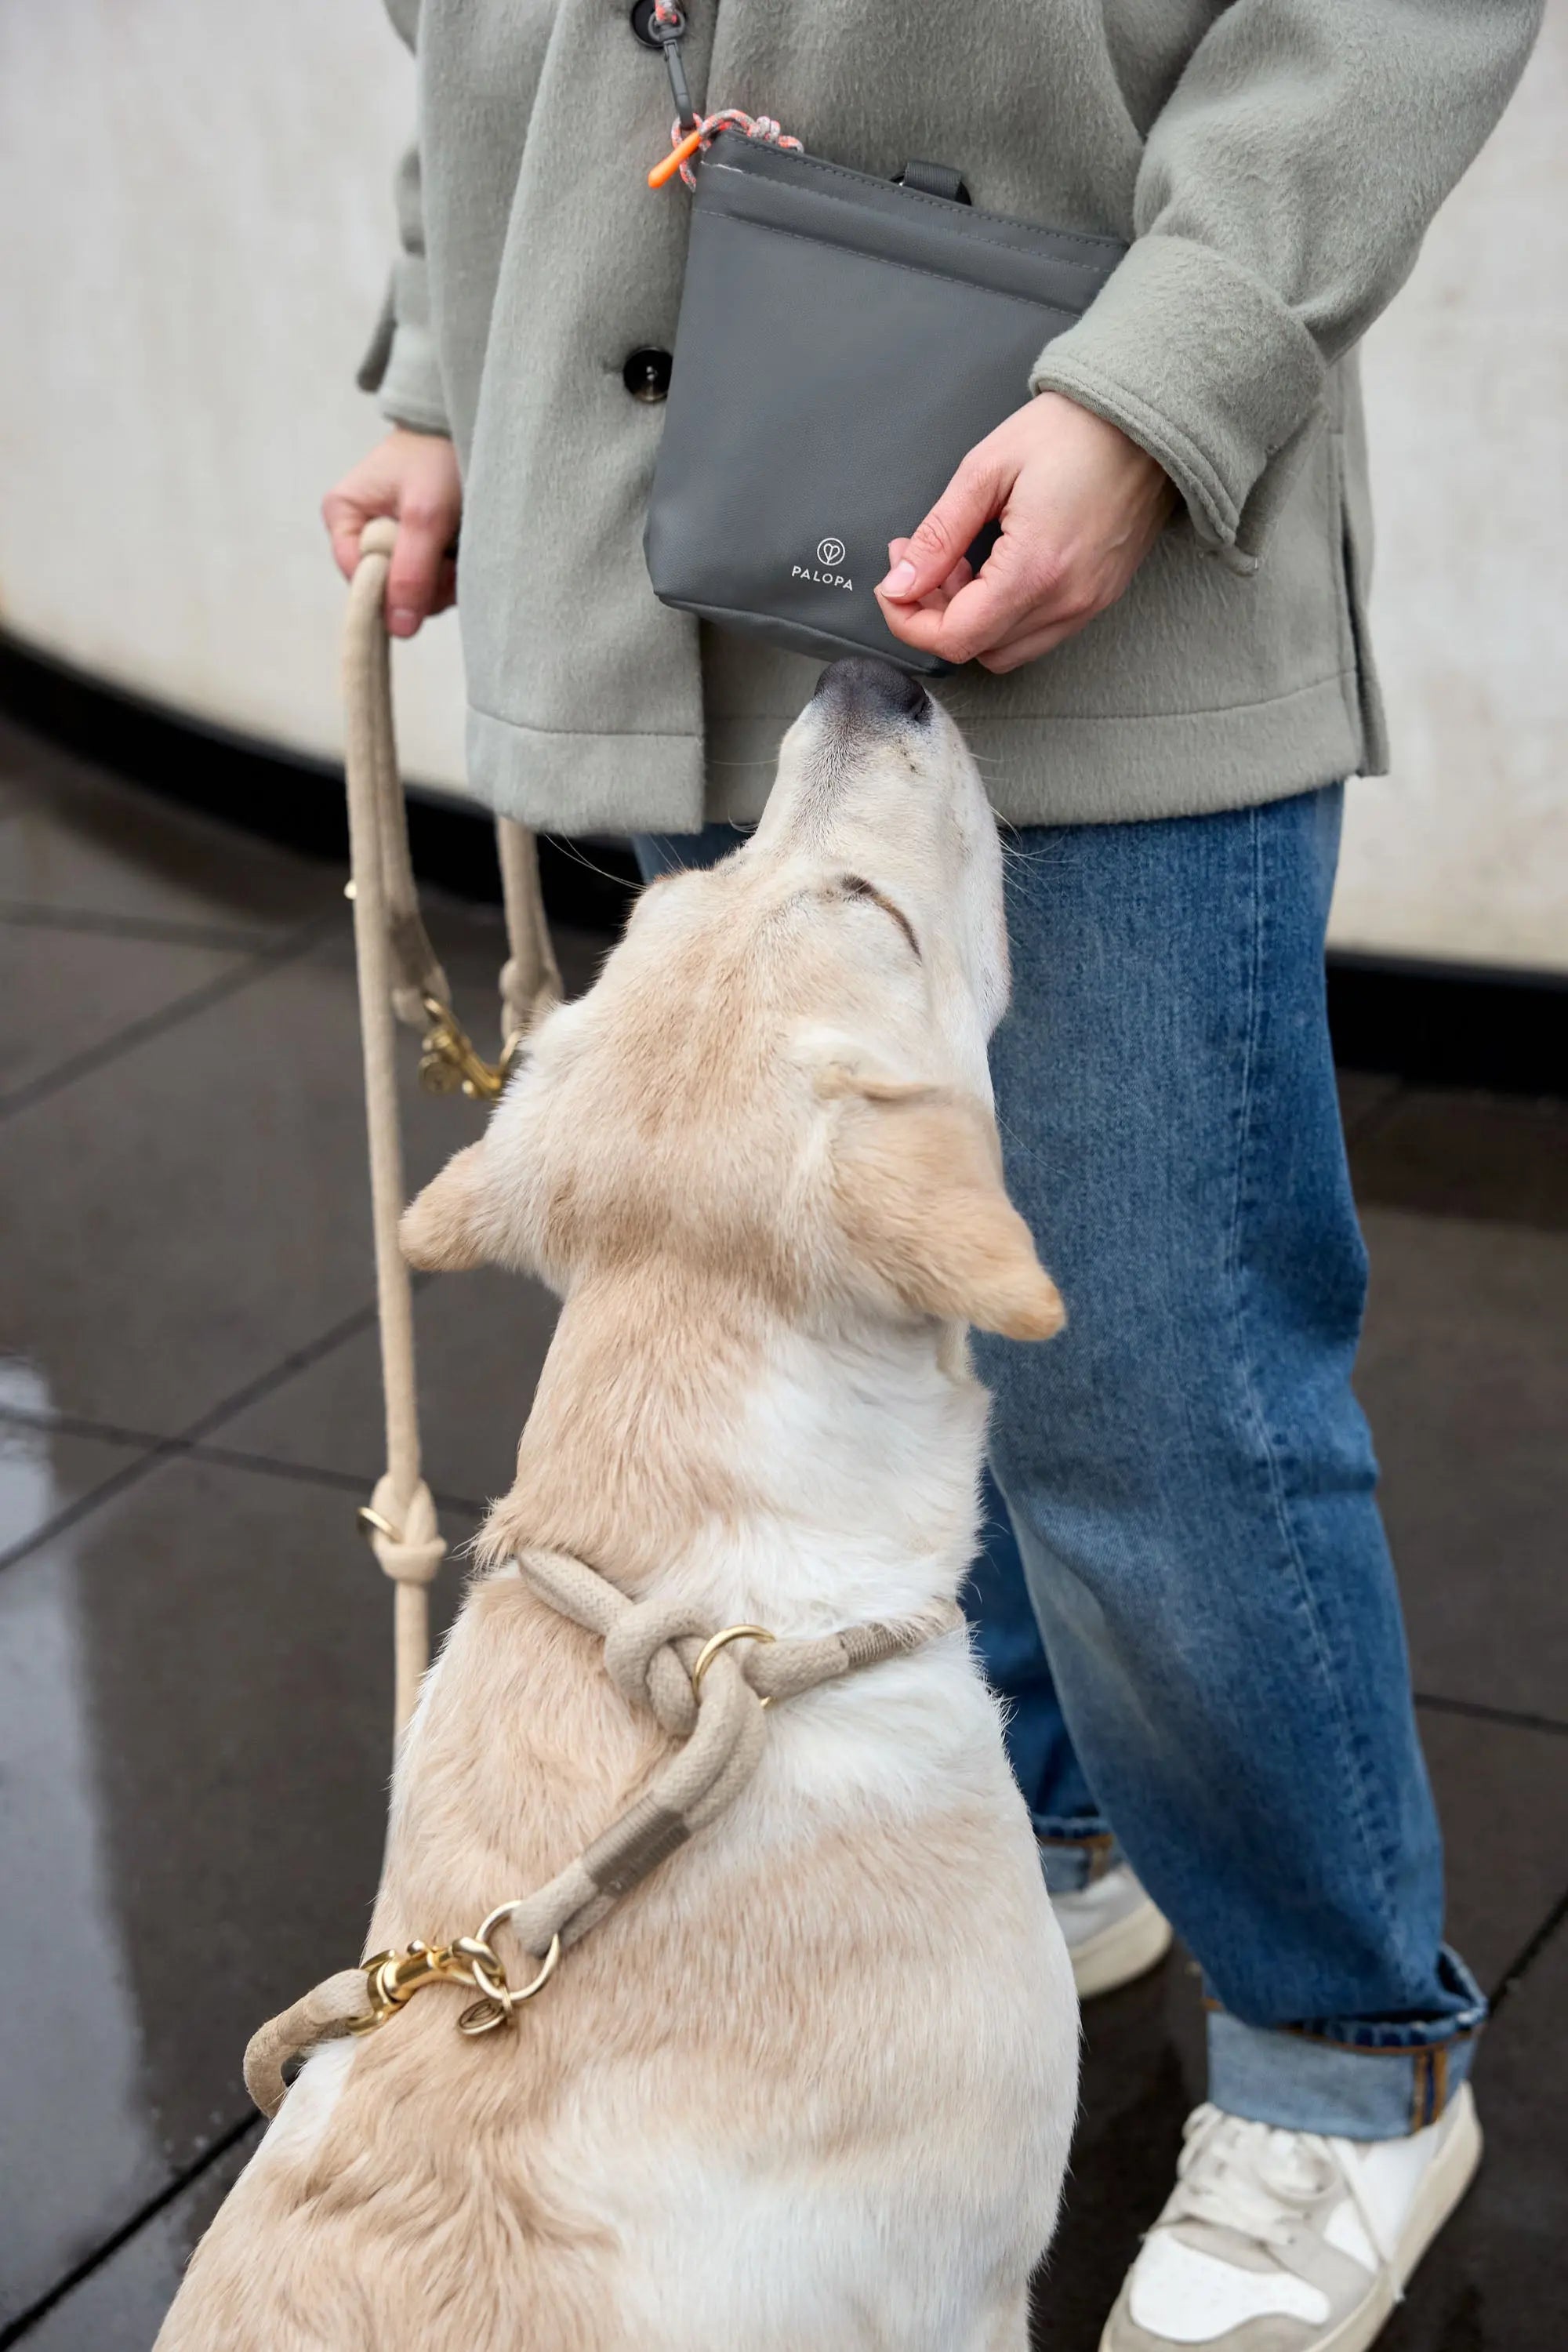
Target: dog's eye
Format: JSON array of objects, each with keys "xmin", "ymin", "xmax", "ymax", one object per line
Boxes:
[{"xmin": 835, "ymin": 874, "xmax": 920, "ymax": 961}]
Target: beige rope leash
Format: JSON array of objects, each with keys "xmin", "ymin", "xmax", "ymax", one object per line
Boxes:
[
  {"xmin": 342, "ymin": 521, "xmax": 561, "ymax": 1735},
  {"xmin": 243, "ymin": 1550, "xmax": 964, "ymax": 2116}
]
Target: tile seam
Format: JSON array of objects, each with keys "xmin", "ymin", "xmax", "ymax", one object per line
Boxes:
[
  {"xmin": 0, "ymin": 1287, "xmax": 428, "ymax": 1576},
  {"xmin": 0, "ymin": 898, "xmax": 286, "ymax": 951},
  {"xmin": 0, "ymin": 1402, "xmax": 485, "ymax": 1520},
  {"xmin": 0, "ymin": 906, "xmax": 339, "ymax": 1123},
  {"xmin": 1414, "ymin": 1690, "xmax": 1568, "ymax": 1741},
  {"xmin": 1487, "ymin": 1881, "xmax": 1568, "ymax": 2015},
  {"xmin": 0, "ymin": 2111, "xmax": 263, "ymax": 2349}
]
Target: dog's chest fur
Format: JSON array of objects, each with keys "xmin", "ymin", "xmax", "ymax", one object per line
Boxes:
[{"xmin": 161, "ymin": 1363, "xmax": 1077, "ymax": 2350}]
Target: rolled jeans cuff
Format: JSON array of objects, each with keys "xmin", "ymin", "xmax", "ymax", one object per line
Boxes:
[
  {"xmin": 1033, "ymin": 1815, "xmax": 1122, "ymax": 1895},
  {"xmin": 1207, "ymin": 1947, "xmax": 1487, "ymax": 2139}
]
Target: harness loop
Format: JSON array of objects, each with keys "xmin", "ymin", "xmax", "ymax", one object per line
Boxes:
[{"xmin": 241, "ymin": 1552, "xmax": 964, "ymax": 2118}]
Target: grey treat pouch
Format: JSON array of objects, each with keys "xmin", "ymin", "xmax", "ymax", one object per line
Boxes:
[{"xmin": 644, "ymin": 132, "xmax": 1125, "ymax": 675}]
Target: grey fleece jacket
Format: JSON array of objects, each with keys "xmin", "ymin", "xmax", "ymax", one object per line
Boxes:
[{"xmin": 367, "ymin": 0, "xmax": 1540, "ymax": 833}]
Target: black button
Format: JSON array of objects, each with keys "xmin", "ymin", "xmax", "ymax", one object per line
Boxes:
[
  {"xmin": 623, "ymin": 347, "xmax": 673, "ymax": 403},
  {"xmin": 630, "ymin": 0, "xmax": 682, "ymax": 49}
]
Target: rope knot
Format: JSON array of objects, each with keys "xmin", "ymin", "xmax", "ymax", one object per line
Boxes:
[
  {"xmin": 361, "ymin": 1475, "xmax": 446, "ymax": 1586},
  {"xmin": 602, "ymin": 1597, "xmax": 714, "ymax": 1733},
  {"xmin": 671, "ymin": 107, "xmax": 803, "ymax": 190}
]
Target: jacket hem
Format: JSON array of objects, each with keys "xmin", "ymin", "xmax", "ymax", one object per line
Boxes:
[
  {"xmin": 706, "ymin": 673, "xmax": 1367, "ymax": 829},
  {"xmin": 466, "ymin": 702, "xmax": 707, "ymax": 835}
]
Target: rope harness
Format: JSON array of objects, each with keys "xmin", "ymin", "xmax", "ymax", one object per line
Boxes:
[{"xmin": 244, "ymin": 1549, "xmax": 963, "ymax": 2117}]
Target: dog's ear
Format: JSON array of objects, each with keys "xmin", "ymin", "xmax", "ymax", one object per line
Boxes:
[
  {"xmin": 831, "ymin": 1084, "xmax": 1065, "ymax": 1341},
  {"xmin": 401, "ymin": 1143, "xmax": 495, "ymax": 1271}
]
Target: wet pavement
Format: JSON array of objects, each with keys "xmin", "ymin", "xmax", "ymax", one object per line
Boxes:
[{"xmin": 1, "ymin": 712, "xmax": 1564, "ymax": 2350}]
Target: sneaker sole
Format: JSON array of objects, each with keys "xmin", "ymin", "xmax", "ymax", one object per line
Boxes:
[
  {"xmin": 1095, "ymin": 2085, "xmax": 1483, "ymax": 2352},
  {"xmin": 1070, "ymin": 1896, "xmax": 1174, "ymax": 2000}
]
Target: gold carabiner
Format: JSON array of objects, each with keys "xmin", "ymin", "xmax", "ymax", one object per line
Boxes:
[
  {"xmin": 350, "ymin": 1933, "xmax": 510, "ymax": 2034},
  {"xmin": 416, "ymin": 993, "xmax": 522, "ymax": 1102},
  {"xmin": 350, "ymin": 1923, "xmax": 564, "ymax": 2040}
]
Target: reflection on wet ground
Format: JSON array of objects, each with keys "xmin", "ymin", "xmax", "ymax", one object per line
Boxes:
[{"xmin": 0, "ymin": 713, "xmax": 1564, "ymax": 2349}]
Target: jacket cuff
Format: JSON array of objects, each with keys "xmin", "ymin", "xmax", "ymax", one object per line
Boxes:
[
  {"xmin": 1028, "ymin": 234, "xmax": 1325, "ymax": 550},
  {"xmin": 376, "ymin": 319, "xmax": 451, "ymax": 437},
  {"xmin": 358, "ymin": 251, "xmax": 450, "ymax": 437}
]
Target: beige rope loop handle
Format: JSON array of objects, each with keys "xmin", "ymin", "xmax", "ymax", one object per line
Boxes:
[{"xmin": 342, "ymin": 524, "xmax": 561, "ymax": 1737}]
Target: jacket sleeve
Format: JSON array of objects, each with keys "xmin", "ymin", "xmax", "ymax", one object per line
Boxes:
[
  {"xmin": 1029, "ymin": 1, "xmax": 1542, "ymax": 561},
  {"xmin": 358, "ymin": 0, "xmax": 449, "ymax": 436}
]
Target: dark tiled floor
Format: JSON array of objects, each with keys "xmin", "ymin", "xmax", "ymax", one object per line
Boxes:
[{"xmin": 1, "ymin": 720, "xmax": 1564, "ymax": 2349}]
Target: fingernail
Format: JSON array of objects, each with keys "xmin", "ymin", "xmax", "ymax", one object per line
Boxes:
[
  {"xmin": 389, "ymin": 608, "xmax": 419, "ymax": 635},
  {"xmin": 880, "ymin": 561, "xmax": 918, "ymax": 597}
]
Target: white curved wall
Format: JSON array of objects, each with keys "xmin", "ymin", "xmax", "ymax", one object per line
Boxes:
[
  {"xmin": 0, "ymin": 0, "xmax": 1563, "ymax": 969},
  {"xmin": 1337, "ymin": 3, "xmax": 1567, "ymax": 971},
  {"xmin": 0, "ymin": 0, "xmax": 467, "ymax": 792}
]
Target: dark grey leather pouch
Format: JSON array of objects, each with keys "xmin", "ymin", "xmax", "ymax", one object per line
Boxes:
[{"xmin": 644, "ymin": 132, "xmax": 1124, "ymax": 675}]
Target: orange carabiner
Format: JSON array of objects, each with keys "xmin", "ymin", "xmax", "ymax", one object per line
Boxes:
[{"xmin": 648, "ymin": 128, "xmax": 704, "ymax": 190}]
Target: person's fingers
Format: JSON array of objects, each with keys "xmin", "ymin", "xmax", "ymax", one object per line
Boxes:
[
  {"xmin": 321, "ymin": 491, "xmax": 369, "ymax": 585},
  {"xmin": 927, "ymin": 555, "xmax": 973, "ymax": 607},
  {"xmin": 876, "ymin": 554, "xmax": 982, "ymax": 652},
  {"xmin": 913, "ymin": 531, "xmax": 1066, "ymax": 665},
  {"xmin": 878, "ymin": 445, "xmax": 1009, "ymax": 604},
  {"xmin": 880, "ymin": 530, "xmax": 1090, "ymax": 665},
  {"xmin": 385, "ymin": 500, "xmax": 454, "ymax": 637},
  {"xmin": 875, "ymin": 592, "xmax": 953, "ymax": 657},
  {"xmin": 383, "ymin": 441, "xmax": 463, "ymax": 634},
  {"xmin": 885, "ymin": 535, "xmax": 970, "ymax": 605},
  {"xmin": 321, "ymin": 434, "xmax": 462, "ymax": 630}
]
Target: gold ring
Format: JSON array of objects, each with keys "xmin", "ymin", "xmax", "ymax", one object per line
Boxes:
[
  {"xmin": 456, "ymin": 1932, "xmax": 563, "ymax": 2037},
  {"xmin": 690, "ymin": 1623, "xmax": 776, "ymax": 1703},
  {"xmin": 357, "ymin": 1505, "xmax": 401, "ymax": 1544},
  {"xmin": 509, "ymin": 1933, "xmax": 564, "ymax": 2004}
]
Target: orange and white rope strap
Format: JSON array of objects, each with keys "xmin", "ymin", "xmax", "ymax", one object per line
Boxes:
[{"xmin": 644, "ymin": 0, "xmax": 802, "ymax": 191}]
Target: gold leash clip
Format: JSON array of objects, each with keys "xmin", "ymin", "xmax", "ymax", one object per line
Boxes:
[
  {"xmin": 350, "ymin": 1936, "xmax": 505, "ymax": 2033},
  {"xmin": 350, "ymin": 1926, "xmax": 564, "ymax": 2040},
  {"xmin": 417, "ymin": 992, "xmax": 524, "ymax": 1102}
]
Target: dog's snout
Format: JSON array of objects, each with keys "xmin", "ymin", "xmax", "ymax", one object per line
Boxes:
[{"xmin": 812, "ymin": 655, "xmax": 931, "ymax": 726}]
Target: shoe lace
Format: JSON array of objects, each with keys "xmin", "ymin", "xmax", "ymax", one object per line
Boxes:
[{"xmin": 1163, "ymin": 2105, "xmax": 1396, "ymax": 2267}]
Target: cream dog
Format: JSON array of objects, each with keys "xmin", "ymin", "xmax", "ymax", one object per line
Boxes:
[{"xmin": 158, "ymin": 657, "xmax": 1078, "ymax": 2351}]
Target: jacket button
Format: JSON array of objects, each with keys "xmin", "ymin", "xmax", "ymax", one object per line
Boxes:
[
  {"xmin": 623, "ymin": 347, "xmax": 673, "ymax": 402},
  {"xmin": 630, "ymin": 0, "xmax": 682, "ymax": 48}
]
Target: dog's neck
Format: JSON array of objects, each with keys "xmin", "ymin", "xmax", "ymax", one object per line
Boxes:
[{"xmin": 481, "ymin": 1261, "xmax": 989, "ymax": 1638}]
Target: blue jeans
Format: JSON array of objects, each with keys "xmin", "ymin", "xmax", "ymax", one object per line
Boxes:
[{"xmin": 634, "ymin": 788, "xmax": 1484, "ymax": 2138}]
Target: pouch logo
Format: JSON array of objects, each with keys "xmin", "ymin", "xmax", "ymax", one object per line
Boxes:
[{"xmin": 793, "ymin": 535, "xmax": 854, "ymax": 593}]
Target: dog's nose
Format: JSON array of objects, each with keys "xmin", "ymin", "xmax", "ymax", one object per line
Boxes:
[{"xmin": 812, "ymin": 655, "xmax": 931, "ymax": 725}]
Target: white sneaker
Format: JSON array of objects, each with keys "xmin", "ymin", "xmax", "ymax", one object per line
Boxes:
[
  {"xmin": 1100, "ymin": 2084, "xmax": 1483, "ymax": 2351},
  {"xmin": 1051, "ymin": 1863, "xmax": 1174, "ymax": 1998}
]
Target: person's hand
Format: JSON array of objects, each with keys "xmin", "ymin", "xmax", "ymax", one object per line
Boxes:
[
  {"xmin": 322, "ymin": 429, "xmax": 463, "ymax": 637},
  {"xmin": 874, "ymin": 394, "xmax": 1175, "ymax": 673}
]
